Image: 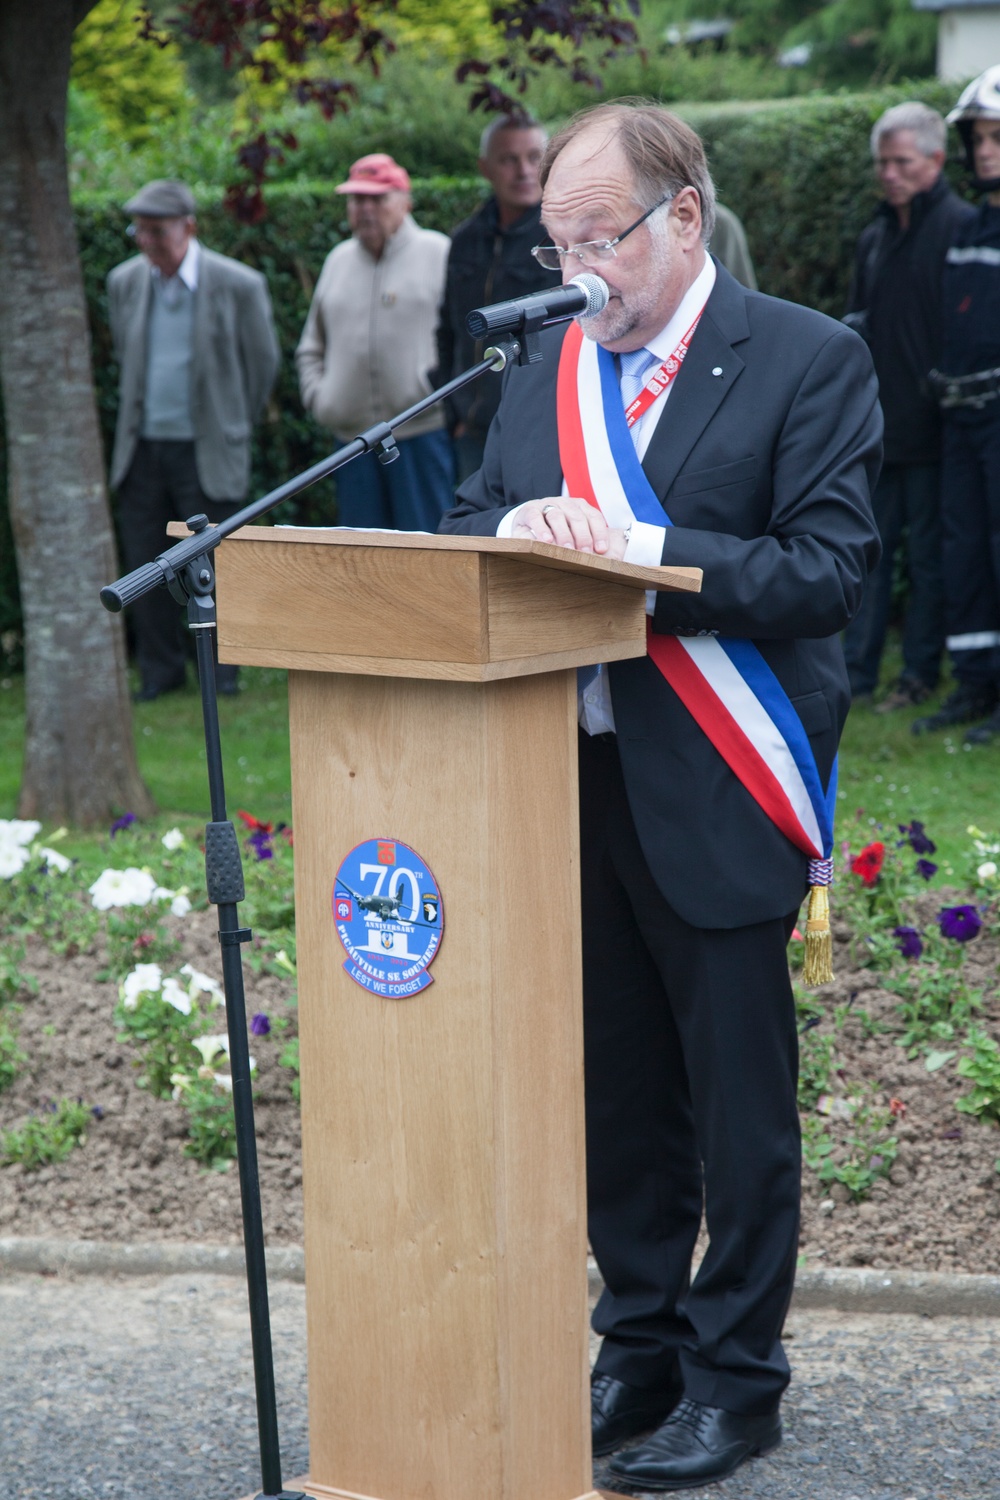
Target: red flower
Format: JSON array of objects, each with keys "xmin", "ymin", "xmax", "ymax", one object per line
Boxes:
[
  {"xmin": 237, "ymin": 810, "xmax": 273, "ymax": 834},
  {"xmin": 889, "ymin": 1097, "xmax": 907, "ymax": 1119},
  {"xmin": 851, "ymin": 840, "xmax": 881, "ymax": 882},
  {"xmin": 850, "ymin": 841, "xmax": 885, "ymax": 886}
]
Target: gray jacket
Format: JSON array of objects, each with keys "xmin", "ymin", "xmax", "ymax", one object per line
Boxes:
[{"xmin": 107, "ymin": 245, "xmax": 280, "ymax": 500}]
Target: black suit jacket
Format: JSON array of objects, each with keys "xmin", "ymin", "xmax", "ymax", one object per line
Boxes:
[{"xmin": 440, "ymin": 264, "xmax": 882, "ymax": 927}]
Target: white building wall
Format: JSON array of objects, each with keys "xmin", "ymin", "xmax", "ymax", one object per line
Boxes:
[{"xmin": 938, "ymin": 10, "xmax": 1000, "ymax": 80}]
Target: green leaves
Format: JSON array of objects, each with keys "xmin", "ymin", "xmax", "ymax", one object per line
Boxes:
[
  {"xmin": 955, "ymin": 1031, "xmax": 1000, "ymax": 1125},
  {"xmin": 1, "ymin": 1098, "xmax": 95, "ymax": 1170}
]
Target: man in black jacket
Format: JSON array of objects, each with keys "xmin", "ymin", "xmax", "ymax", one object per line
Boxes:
[
  {"xmin": 913, "ymin": 67, "xmax": 1000, "ymax": 741},
  {"xmin": 843, "ymin": 102, "xmax": 975, "ymax": 711},
  {"xmin": 434, "ymin": 115, "xmax": 559, "ymax": 480},
  {"xmin": 441, "ymin": 100, "xmax": 880, "ymax": 1491}
]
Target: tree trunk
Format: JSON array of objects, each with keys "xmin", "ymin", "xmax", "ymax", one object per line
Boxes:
[{"xmin": 0, "ymin": 0, "xmax": 154, "ymax": 826}]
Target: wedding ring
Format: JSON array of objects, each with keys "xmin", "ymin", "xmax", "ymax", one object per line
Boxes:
[{"xmin": 541, "ymin": 504, "xmax": 556, "ymax": 515}]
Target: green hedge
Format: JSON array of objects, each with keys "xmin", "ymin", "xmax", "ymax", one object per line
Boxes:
[
  {"xmin": 0, "ymin": 81, "xmax": 977, "ymax": 663},
  {"xmin": 684, "ymin": 79, "xmax": 966, "ymax": 318}
]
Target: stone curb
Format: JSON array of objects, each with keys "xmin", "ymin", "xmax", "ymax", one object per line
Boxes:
[{"xmin": 3, "ymin": 1236, "xmax": 1000, "ymax": 1315}]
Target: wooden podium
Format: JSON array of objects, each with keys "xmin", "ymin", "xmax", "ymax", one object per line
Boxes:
[{"xmin": 214, "ymin": 527, "xmax": 701, "ymax": 1500}]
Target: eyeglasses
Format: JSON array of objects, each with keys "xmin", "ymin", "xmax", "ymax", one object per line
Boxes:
[{"xmin": 531, "ymin": 195, "xmax": 674, "ymax": 270}]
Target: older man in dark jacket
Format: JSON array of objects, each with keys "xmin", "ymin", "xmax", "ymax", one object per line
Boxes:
[
  {"xmin": 842, "ymin": 102, "xmax": 974, "ymax": 711},
  {"xmin": 433, "ymin": 115, "xmax": 559, "ymax": 480}
]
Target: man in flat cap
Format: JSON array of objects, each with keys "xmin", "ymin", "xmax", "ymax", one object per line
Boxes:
[
  {"xmin": 107, "ymin": 178, "xmax": 280, "ymax": 700},
  {"xmin": 296, "ymin": 153, "xmax": 454, "ymax": 529}
]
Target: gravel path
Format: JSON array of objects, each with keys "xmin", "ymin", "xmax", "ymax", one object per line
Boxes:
[{"xmin": 1, "ymin": 1268, "xmax": 998, "ymax": 1500}]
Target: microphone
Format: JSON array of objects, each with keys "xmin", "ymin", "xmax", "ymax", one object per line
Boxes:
[{"xmin": 465, "ymin": 274, "xmax": 609, "ymax": 339}]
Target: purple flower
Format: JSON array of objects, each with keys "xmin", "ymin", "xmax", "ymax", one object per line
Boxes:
[
  {"xmin": 248, "ymin": 829, "xmax": 273, "ymax": 861},
  {"xmin": 110, "ymin": 812, "xmax": 136, "ymax": 837},
  {"xmin": 916, "ymin": 858, "xmax": 938, "ymax": 881},
  {"xmin": 937, "ymin": 905, "xmax": 983, "ymax": 942},
  {"xmin": 893, "ymin": 925, "xmax": 923, "ymax": 959},
  {"xmin": 898, "ymin": 820, "xmax": 936, "ymax": 856},
  {"xmin": 250, "ymin": 1012, "xmax": 271, "ymax": 1036}
]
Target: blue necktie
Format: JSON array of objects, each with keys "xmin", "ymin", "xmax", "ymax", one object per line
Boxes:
[
  {"xmin": 579, "ymin": 349, "xmax": 659, "ymax": 697},
  {"xmin": 619, "ymin": 347, "xmax": 658, "ymax": 437}
]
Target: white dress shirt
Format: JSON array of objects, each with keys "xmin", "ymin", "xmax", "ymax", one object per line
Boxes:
[
  {"xmin": 497, "ymin": 255, "xmax": 717, "ymax": 733},
  {"xmin": 151, "ymin": 236, "xmax": 200, "ymax": 303}
]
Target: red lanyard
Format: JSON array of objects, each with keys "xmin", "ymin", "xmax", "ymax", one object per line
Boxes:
[{"xmin": 624, "ymin": 308, "xmax": 705, "ymax": 429}]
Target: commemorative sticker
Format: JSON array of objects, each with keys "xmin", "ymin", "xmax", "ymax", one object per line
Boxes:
[{"xmin": 332, "ymin": 838, "xmax": 444, "ymax": 997}]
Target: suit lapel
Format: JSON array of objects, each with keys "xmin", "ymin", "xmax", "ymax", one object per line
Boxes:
[
  {"xmin": 192, "ymin": 245, "xmax": 211, "ymax": 376},
  {"xmin": 125, "ymin": 260, "xmax": 152, "ymax": 380},
  {"xmin": 641, "ymin": 263, "xmax": 750, "ymax": 504}
]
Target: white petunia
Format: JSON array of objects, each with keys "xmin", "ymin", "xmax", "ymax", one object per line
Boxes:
[
  {"xmin": 161, "ymin": 977, "xmax": 193, "ymax": 1014},
  {"xmin": 212, "ymin": 1073, "xmax": 234, "ymax": 1092},
  {"xmin": 120, "ymin": 963, "xmax": 163, "ymax": 1009},
  {"xmin": 170, "ymin": 893, "xmax": 192, "ymax": 917},
  {"xmin": 0, "ymin": 844, "xmax": 30, "ymax": 879},
  {"xmin": 978, "ymin": 861, "xmax": 998, "ymax": 881},
  {"xmin": 89, "ymin": 866, "xmax": 158, "ymax": 910},
  {"xmin": 180, "ymin": 964, "xmax": 224, "ymax": 1006},
  {"xmin": 0, "ymin": 819, "xmax": 41, "ymax": 847},
  {"xmin": 39, "ymin": 847, "xmax": 71, "ymax": 874},
  {"xmin": 161, "ymin": 828, "xmax": 185, "ymax": 851},
  {"xmin": 193, "ymin": 1034, "xmax": 227, "ymax": 1067}
]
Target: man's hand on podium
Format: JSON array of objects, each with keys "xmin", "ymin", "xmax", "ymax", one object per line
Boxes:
[{"xmin": 512, "ymin": 495, "xmax": 629, "ymax": 559}]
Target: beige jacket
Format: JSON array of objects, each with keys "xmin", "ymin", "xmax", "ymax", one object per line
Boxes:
[
  {"xmin": 296, "ymin": 215, "xmax": 449, "ymax": 442},
  {"xmin": 107, "ymin": 245, "xmax": 279, "ymax": 500}
]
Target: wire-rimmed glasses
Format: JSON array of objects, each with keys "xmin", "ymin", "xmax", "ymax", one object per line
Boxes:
[{"xmin": 531, "ymin": 194, "xmax": 674, "ymax": 270}]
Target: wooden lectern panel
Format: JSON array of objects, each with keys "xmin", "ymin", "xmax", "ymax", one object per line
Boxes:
[
  {"xmin": 208, "ymin": 526, "xmax": 701, "ymax": 682},
  {"xmin": 290, "ymin": 667, "xmax": 597, "ymax": 1500}
]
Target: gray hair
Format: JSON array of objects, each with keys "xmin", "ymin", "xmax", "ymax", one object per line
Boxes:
[
  {"xmin": 542, "ymin": 100, "xmax": 717, "ymax": 245},
  {"xmin": 870, "ymin": 102, "xmax": 946, "ymax": 159},
  {"xmin": 478, "ymin": 113, "xmax": 546, "ymax": 159}
]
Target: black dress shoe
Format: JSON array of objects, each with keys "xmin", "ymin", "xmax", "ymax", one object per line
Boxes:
[
  {"xmin": 606, "ymin": 1398, "xmax": 781, "ymax": 1490},
  {"xmin": 591, "ymin": 1372, "xmax": 682, "ymax": 1457}
]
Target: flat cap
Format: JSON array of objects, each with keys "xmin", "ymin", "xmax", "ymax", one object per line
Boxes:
[{"xmin": 123, "ymin": 179, "xmax": 196, "ymax": 218}]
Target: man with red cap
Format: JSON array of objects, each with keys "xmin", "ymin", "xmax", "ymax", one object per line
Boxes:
[{"xmin": 296, "ymin": 153, "xmax": 454, "ymax": 529}]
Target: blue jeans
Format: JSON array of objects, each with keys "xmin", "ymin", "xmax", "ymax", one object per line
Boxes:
[
  {"xmin": 334, "ymin": 428, "xmax": 456, "ymax": 531},
  {"xmin": 843, "ymin": 461, "xmax": 944, "ymax": 695}
]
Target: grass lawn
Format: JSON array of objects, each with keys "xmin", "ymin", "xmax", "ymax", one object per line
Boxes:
[
  {"xmin": 0, "ymin": 666, "xmax": 291, "ymax": 860},
  {"xmin": 1, "ymin": 644, "xmax": 998, "ymax": 880}
]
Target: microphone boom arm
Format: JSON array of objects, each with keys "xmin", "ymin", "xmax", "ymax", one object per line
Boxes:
[{"xmin": 100, "ymin": 340, "xmax": 520, "ymax": 613}]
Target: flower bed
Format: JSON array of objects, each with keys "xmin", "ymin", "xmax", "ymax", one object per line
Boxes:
[{"xmin": 1, "ymin": 813, "xmax": 998, "ymax": 1270}]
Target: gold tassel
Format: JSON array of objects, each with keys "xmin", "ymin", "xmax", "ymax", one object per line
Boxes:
[{"xmin": 802, "ymin": 882, "xmax": 833, "ymax": 986}]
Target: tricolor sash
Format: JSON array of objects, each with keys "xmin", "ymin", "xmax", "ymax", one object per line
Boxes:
[{"xmin": 557, "ymin": 319, "xmax": 836, "ymax": 876}]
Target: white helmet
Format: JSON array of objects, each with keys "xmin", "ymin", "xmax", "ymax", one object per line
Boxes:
[{"xmin": 947, "ymin": 65, "xmax": 1000, "ymax": 176}]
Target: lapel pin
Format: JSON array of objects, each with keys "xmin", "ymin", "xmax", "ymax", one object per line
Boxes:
[{"xmin": 712, "ymin": 366, "xmax": 723, "ymax": 377}]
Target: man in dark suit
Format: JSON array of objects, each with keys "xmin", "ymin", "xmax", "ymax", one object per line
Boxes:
[
  {"xmin": 440, "ymin": 102, "xmax": 881, "ymax": 1491},
  {"xmin": 108, "ymin": 179, "xmax": 279, "ymax": 700}
]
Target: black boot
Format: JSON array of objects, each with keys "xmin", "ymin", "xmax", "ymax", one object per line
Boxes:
[{"xmin": 912, "ymin": 682, "xmax": 998, "ymax": 735}]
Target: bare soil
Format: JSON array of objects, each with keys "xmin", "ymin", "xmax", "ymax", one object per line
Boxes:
[{"xmin": 2, "ymin": 906, "xmax": 1000, "ymax": 1273}]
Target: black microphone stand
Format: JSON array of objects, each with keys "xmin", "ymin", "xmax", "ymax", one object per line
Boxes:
[{"xmin": 100, "ymin": 340, "xmax": 521, "ymax": 1500}]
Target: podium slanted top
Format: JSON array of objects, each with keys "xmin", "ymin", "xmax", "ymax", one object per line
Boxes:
[{"xmin": 168, "ymin": 523, "xmax": 703, "ymax": 682}]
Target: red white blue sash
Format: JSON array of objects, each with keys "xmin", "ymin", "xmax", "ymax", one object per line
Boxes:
[{"xmin": 557, "ymin": 319, "xmax": 835, "ymax": 870}]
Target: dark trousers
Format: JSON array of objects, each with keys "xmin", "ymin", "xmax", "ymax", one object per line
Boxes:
[
  {"xmin": 334, "ymin": 428, "xmax": 456, "ymax": 530},
  {"xmin": 117, "ymin": 439, "xmax": 241, "ymax": 694},
  {"xmin": 940, "ymin": 417, "xmax": 1000, "ymax": 687},
  {"xmin": 842, "ymin": 460, "xmax": 944, "ymax": 695},
  {"xmin": 580, "ymin": 731, "xmax": 800, "ymax": 1416}
]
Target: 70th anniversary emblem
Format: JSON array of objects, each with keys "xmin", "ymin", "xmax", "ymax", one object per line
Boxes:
[{"xmin": 332, "ymin": 838, "xmax": 444, "ymax": 997}]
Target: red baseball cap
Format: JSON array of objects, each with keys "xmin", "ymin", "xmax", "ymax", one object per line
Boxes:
[{"xmin": 335, "ymin": 153, "xmax": 411, "ymax": 195}]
